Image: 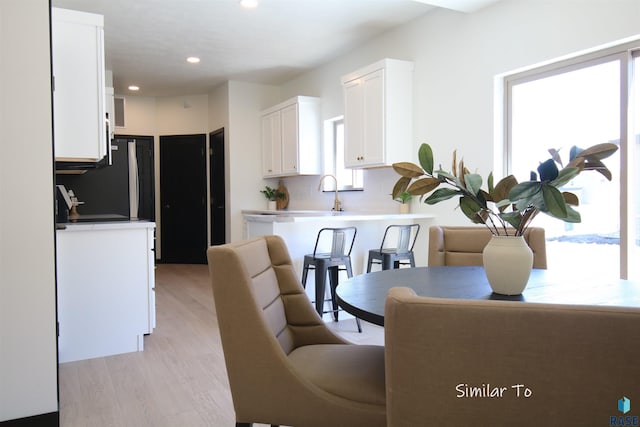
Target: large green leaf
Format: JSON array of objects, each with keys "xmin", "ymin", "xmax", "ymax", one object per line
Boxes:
[
  {"xmin": 551, "ymin": 166, "xmax": 580, "ymax": 188},
  {"xmin": 424, "ymin": 188, "xmax": 460, "ymax": 204},
  {"xmin": 541, "ymin": 184, "xmax": 567, "ymax": 218},
  {"xmin": 392, "ymin": 162, "xmax": 424, "ymax": 178},
  {"xmin": 508, "ymin": 181, "xmax": 542, "ymax": 203},
  {"xmin": 499, "ymin": 211, "xmax": 523, "ymax": 229},
  {"xmin": 391, "ymin": 177, "xmax": 411, "ymax": 200},
  {"xmin": 563, "ymin": 205, "xmax": 581, "ymax": 223},
  {"xmin": 459, "ymin": 196, "xmax": 484, "ymax": 223},
  {"xmin": 544, "ymin": 202, "xmax": 581, "ymax": 223},
  {"xmin": 487, "ymin": 171, "xmax": 494, "ymax": 194},
  {"xmin": 509, "ymin": 181, "xmax": 546, "ymax": 211},
  {"xmin": 464, "ymin": 173, "xmax": 483, "ymax": 195},
  {"xmin": 436, "ymin": 170, "xmax": 456, "ymax": 181},
  {"xmin": 407, "ymin": 177, "xmax": 441, "ymax": 196},
  {"xmin": 418, "ymin": 143, "xmax": 434, "ymax": 175}
]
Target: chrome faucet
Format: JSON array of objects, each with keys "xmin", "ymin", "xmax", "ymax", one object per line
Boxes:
[{"xmin": 318, "ymin": 174, "xmax": 342, "ymax": 211}]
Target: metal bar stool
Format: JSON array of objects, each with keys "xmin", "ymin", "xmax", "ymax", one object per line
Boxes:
[
  {"xmin": 301, "ymin": 227, "xmax": 362, "ymax": 332},
  {"xmin": 367, "ymin": 224, "xmax": 420, "ymax": 272}
]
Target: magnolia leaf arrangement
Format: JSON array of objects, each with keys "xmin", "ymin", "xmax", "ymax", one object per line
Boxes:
[{"xmin": 392, "ymin": 142, "xmax": 618, "ymax": 236}]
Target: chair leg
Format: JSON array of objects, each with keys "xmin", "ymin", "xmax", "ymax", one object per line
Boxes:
[
  {"xmin": 356, "ymin": 317, "xmax": 362, "ymax": 333},
  {"xmin": 409, "ymin": 253, "xmax": 416, "ymax": 268},
  {"xmin": 314, "ymin": 261, "xmax": 327, "ymax": 317},
  {"xmin": 328, "ymin": 266, "xmax": 339, "ymax": 321},
  {"xmin": 366, "ymin": 254, "xmax": 374, "ymax": 273},
  {"xmin": 301, "ymin": 262, "xmax": 310, "ymax": 288},
  {"xmin": 382, "ymin": 254, "xmax": 393, "ymax": 270},
  {"xmin": 345, "ymin": 259, "xmax": 353, "ymax": 278}
]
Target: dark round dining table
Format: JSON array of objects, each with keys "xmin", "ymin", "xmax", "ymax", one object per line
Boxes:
[{"xmin": 335, "ymin": 266, "xmax": 640, "ymax": 326}]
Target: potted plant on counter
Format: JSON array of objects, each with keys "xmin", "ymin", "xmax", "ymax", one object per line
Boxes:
[
  {"xmin": 260, "ymin": 186, "xmax": 286, "ymax": 210},
  {"xmin": 394, "ymin": 191, "xmax": 413, "ymax": 214},
  {"xmin": 392, "ymin": 142, "xmax": 618, "ymax": 294}
]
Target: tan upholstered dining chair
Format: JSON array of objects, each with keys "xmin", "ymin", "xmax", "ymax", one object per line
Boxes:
[
  {"xmin": 384, "ymin": 286, "xmax": 640, "ymax": 426},
  {"xmin": 207, "ymin": 235, "xmax": 386, "ymax": 427},
  {"xmin": 428, "ymin": 225, "xmax": 547, "ymax": 269}
]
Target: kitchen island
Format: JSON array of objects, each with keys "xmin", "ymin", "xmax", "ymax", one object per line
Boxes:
[
  {"xmin": 242, "ymin": 210, "xmax": 434, "ymax": 278},
  {"xmin": 56, "ymin": 220, "xmax": 155, "ymax": 363}
]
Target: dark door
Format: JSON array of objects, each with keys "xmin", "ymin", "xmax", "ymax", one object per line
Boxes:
[
  {"xmin": 160, "ymin": 134, "xmax": 207, "ymax": 264},
  {"xmin": 210, "ymin": 128, "xmax": 225, "ymax": 245},
  {"xmin": 132, "ymin": 136, "xmax": 156, "ymax": 221}
]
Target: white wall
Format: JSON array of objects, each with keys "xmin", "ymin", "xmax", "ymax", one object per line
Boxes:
[
  {"xmin": 227, "ymin": 81, "xmax": 280, "ymax": 240},
  {"xmin": 116, "ymin": 95, "xmax": 156, "ymax": 136},
  {"xmin": 0, "ymin": 0, "xmax": 58, "ymax": 421},
  {"xmin": 156, "ymin": 94, "xmax": 209, "ymax": 135},
  {"xmin": 278, "ymin": 0, "xmax": 640, "ymax": 224},
  {"xmin": 208, "ymin": 83, "xmax": 231, "ymax": 241}
]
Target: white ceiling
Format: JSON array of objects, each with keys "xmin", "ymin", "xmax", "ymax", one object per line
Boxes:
[{"xmin": 51, "ymin": 0, "xmax": 498, "ymax": 97}]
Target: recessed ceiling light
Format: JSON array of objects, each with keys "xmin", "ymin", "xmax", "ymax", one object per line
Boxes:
[
  {"xmin": 128, "ymin": 85, "xmax": 140, "ymax": 91},
  {"xmin": 187, "ymin": 56, "xmax": 200, "ymax": 64},
  {"xmin": 240, "ymin": 0, "xmax": 258, "ymax": 9}
]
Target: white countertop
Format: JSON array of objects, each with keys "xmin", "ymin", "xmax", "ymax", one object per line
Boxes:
[
  {"xmin": 57, "ymin": 220, "xmax": 156, "ymax": 231},
  {"xmin": 242, "ymin": 209, "xmax": 434, "ymax": 223}
]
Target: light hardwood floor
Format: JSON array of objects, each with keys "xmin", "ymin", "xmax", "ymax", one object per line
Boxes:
[{"xmin": 59, "ymin": 263, "xmax": 383, "ymax": 426}]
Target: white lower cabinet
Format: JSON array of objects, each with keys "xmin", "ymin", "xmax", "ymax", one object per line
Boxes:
[{"xmin": 56, "ymin": 222, "xmax": 155, "ymax": 363}]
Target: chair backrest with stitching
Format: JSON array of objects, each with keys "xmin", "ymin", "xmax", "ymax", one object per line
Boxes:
[{"xmin": 208, "ymin": 235, "xmax": 346, "ymax": 358}]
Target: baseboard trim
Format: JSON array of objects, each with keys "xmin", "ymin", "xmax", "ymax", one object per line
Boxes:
[{"xmin": 0, "ymin": 412, "xmax": 58, "ymax": 427}]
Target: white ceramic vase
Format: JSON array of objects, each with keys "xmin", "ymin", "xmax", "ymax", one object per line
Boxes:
[
  {"xmin": 399, "ymin": 203, "xmax": 410, "ymax": 214},
  {"xmin": 482, "ymin": 235, "xmax": 533, "ymax": 295},
  {"xmin": 267, "ymin": 200, "xmax": 277, "ymax": 211}
]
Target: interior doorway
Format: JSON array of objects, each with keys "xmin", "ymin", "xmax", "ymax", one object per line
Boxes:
[
  {"xmin": 209, "ymin": 128, "xmax": 226, "ymax": 245},
  {"xmin": 159, "ymin": 134, "xmax": 207, "ymax": 264}
]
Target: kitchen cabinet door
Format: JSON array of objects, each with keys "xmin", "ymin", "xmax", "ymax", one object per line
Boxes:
[
  {"xmin": 281, "ymin": 103, "xmax": 299, "ymax": 174},
  {"xmin": 344, "ymin": 69, "xmax": 385, "ymax": 167},
  {"xmin": 52, "ymin": 8, "xmax": 106, "ymax": 162},
  {"xmin": 342, "ymin": 59, "xmax": 413, "ymax": 169},
  {"xmin": 261, "ymin": 96, "xmax": 321, "ymax": 178},
  {"xmin": 262, "ymin": 110, "xmax": 283, "ymax": 177}
]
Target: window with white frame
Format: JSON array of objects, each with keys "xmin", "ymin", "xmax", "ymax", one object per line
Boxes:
[
  {"xmin": 323, "ymin": 117, "xmax": 363, "ymax": 191},
  {"xmin": 503, "ymin": 41, "xmax": 640, "ymax": 280}
]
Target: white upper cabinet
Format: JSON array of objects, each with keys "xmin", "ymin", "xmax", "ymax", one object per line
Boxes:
[
  {"xmin": 52, "ymin": 8, "xmax": 106, "ymax": 162},
  {"xmin": 261, "ymin": 96, "xmax": 321, "ymax": 178},
  {"xmin": 341, "ymin": 59, "xmax": 413, "ymax": 168}
]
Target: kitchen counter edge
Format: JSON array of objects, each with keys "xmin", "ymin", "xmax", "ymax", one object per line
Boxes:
[
  {"xmin": 56, "ymin": 220, "xmax": 156, "ymax": 231},
  {"xmin": 242, "ymin": 210, "xmax": 435, "ymax": 223}
]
